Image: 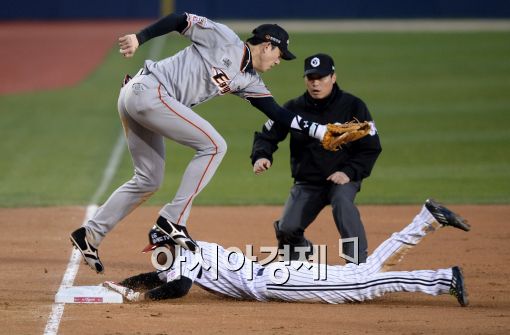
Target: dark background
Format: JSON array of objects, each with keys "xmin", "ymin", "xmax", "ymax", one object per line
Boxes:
[{"xmin": 2, "ymin": 0, "xmax": 510, "ymax": 19}]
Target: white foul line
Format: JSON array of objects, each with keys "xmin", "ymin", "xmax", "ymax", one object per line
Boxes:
[
  {"xmin": 43, "ymin": 205, "xmax": 98, "ymax": 335},
  {"xmin": 43, "ymin": 35, "xmax": 167, "ymax": 335}
]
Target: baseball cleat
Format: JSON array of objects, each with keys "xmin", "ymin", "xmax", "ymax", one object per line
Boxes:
[
  {"xmin": 425, "ymin": 199, "xmax": 471, "ymax": 232},
  {"xmin": 450, "ymin": 266, "xmax": 469, "ymax": 307},
  {"xmin": 70, "ymin": 227, "xmax": 104, "ymax": 274},
  {"xmin": 155, "ymin": 217, "xmax": 198, "ymax": 252},
  {"xmin": 103, "ymin": 281, "xmax": 141, "ymax": 302}
]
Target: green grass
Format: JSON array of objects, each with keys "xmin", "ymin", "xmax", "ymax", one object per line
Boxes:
[{"xmin": 1, "ymin": 32, "xmax": 509, "ymax": 207}]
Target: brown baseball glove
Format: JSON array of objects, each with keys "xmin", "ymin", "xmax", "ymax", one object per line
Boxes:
[{"xmin": 322, "ymin": 120, "xmax": 372, "ymax": 151}]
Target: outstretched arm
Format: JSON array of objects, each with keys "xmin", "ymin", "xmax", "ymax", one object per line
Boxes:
[
  {"xmin": 247, "ymin": 96, "xmax": 326, "ymax": 141},
  {"xmin": 119, "ymin": 271, "xmax": 163, "ymax": 291},
  {"xmin": 104, "ymin": 276, "xmax": 193, "ymax": 302},
  {"xmin": 118, "ymin": 13, "xmax": 188, "ymax": 58},
  {"xmin": 144, "ymin": 277, "xmax": 193, "ymax": 301}
]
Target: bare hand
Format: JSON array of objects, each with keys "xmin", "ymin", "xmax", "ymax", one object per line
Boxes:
[
  {"xmin": 118, "ymin": 34, "xmax": 139, "ymax": 58},
  {"xmin": 327, "ymin": 171, "xmax": 350, "ymax": 185},
  {"xmin": 253, "ymin": 158, "xmax": 271, "ymax": 175}
]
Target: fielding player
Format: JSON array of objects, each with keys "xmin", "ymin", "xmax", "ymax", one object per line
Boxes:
[
  {"xmin": 104, "ymin": 199, "xmax": 470, "ymax": 306},
  {"xmin": 70, "ymin": 12, "xmax": 347, "ymax": 273}
]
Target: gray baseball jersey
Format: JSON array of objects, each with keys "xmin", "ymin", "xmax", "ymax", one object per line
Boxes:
[
  {"xmin": 145, "ymin": 13, "xmax": 271, "ymax": 108},
  {"xmin": 84, "ymin": 13, "xmax": 322, "ymax": 250},
  {"xmin": 161, "ymin": 206, "xmax": 453, "ymax": 304}
]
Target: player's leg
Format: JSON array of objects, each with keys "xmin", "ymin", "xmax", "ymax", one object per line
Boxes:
[
  {"xmin": 344, "ymin": 268, "xmax": 467, "ymax": 306},
  {"xmin": 276, "ymin": 183, "xmax": 326, "ymax": 260},
  {"xmin": 356, "ymin": 269, "xmax": 452, "ymax": 301},
  {"xmin": 149, "ymin": 93, "xmax": 227, "ymax": 229},
  {"xmin": 358, "ymin": 200, "xmax": 469, "ymax": 274},
  {"xmin": 265, "ymin": 265, "xmax": 467, "ymax": 306},
  {"xmin": 329, "ymin": 181, "xmax": 368, "ymax": 264},
  {"xmin": 71, "ymin": 81, "xmax": 165, "ymax": 273},
  {"xmin": 124, "ymin": 75, "xmax": 227, "ymax": 251}
]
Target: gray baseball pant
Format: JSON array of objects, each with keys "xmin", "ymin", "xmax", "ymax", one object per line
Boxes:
[
  {"xmin": 85, "ymin": 71, "xmax": 227, "ymax": 247},
  {"xmin": 276, "ymin": 181, "xmax": 368, "ymax": 263}
]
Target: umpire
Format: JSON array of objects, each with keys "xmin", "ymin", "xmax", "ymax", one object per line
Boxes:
[{"xmin": 251, "ymin": 53, "xmax": 382, "ymax": 263}]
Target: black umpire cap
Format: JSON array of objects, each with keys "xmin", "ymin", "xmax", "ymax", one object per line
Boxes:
[
  {"xmin": 304, "ymin": 53, "xmax": 335, "ymax": 77},
  {"xmin": 251, "ymin": 24, "xmax": 296, "ymax": 60}
]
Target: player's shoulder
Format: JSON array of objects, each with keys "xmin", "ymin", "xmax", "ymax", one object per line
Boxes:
[{"xmin": 184, "ymin": 12, "xmax": 240, "ymax": 41}]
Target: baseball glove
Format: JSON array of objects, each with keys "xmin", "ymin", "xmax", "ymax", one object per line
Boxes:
[{"xmin": 322, "ymin": 120, "xmax": 372, "ymax": 151}]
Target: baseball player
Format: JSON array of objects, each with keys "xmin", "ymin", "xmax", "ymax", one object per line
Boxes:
[
  {"xmin": 104, "ymin": 199, "xmax": 470, "ymax": 306},
  {"xmin": 70, "ymin": 12, "xmax": 347, "ymax": 274}
]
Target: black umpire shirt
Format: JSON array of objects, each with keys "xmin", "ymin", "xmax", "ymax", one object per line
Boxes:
[{"xmin": 251, "ymin": 83, "xmax": 382, "ymax": 184}]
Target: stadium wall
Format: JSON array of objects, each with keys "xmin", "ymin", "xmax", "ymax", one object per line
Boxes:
[{"xmin": 2, "ymin": 0, "xmax": 509, "ymax": 20}]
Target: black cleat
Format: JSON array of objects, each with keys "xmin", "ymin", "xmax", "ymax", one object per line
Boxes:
[
  {"xmin": 70, "ymin": 227, "xmax": 104, "ymax": 273},
  {"xmin": 450, "ymin": 266, "xmax": 469, "ymax": 307},
  {"xmin": 155, "ymin": 217, "xmax": 198, "ymax": 252},
  {"xmin": 425, "ymin": 199, "xmax": 471, "ymax": 232}
]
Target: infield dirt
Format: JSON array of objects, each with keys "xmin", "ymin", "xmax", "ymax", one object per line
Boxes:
[{"xmin": 0, "ymin": 205, "xmax": 509, "ymax": 334}]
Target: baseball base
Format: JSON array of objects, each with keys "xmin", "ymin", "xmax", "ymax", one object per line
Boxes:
[{"xmin": 55, "ymin": 285, "xmax": 123, "ymax": 304}]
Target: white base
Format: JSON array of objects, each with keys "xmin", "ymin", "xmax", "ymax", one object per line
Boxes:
[{"xmin": 55, "ymin": 285, "xmax": 123, "ymax": 304}]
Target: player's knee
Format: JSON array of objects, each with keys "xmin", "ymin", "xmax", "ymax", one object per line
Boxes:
[
  {"xmin": 216, "ymin": 136, "xmax": 227, "ymax": 155},
  {"xmin": 213, "ymin": 135, "xmax": 228, "ymax": 156},
  {"xmin": 199, "ymin": 135, "xmax": 227, "ymax": 158},
  {"xmin": 134, "ymin": 171, "xmax": 163, "ymax": 193}
]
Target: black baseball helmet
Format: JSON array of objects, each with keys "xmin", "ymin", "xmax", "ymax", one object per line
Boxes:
[
  {"xmin": 142, "ymin": 225, "xmax": 176, "ymax": 253},
  {"xmin": 251, "ymin": 24, "xmax": 296, "ymax": 60}
]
